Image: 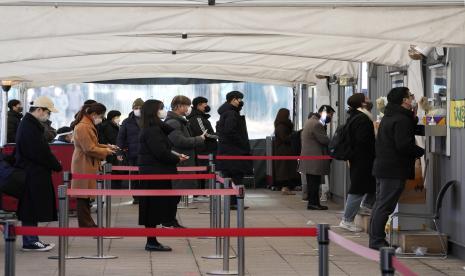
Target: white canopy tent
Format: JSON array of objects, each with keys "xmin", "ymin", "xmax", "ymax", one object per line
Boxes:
[{"xmin": 0, "ymin": 2, "xmax": 464, "ymax": 86}]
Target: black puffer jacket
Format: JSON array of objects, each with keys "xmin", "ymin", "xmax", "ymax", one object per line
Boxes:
[
  {"xmin": 117, "ymin": 112, "xmax": 141, "ymax": 162},
  {"xmin": 7, "ymin": 110, "xmax": 22, "ymax": 143},
  {"xmin": 373, "ymin": 104, "xmax": 425, "ymax": 180},
  {"xmin": 216, "ymin": 103, "xmax": 252, "ymax": 175}
]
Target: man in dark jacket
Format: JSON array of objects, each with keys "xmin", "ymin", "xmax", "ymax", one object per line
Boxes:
[
  {"xmin": 369, "ymin": 87, "xmax": 425, "ymax": 250},
  {"xmin": 216, "ymin": 91, "xmax": 252, "ymax": 208},
  {"xmin": 117, "ymin": 98, "xmax": 143, "ymax": 202},
  {"xmin": 186, "ymin": 96, "xmax": 218, "ymax": 166},
  {"xmin": 165, "ymin": 95, "xmax": 206, "ymax": 228},
  {"xmin": 15, "ymin": 96, "xmax": 62, "ymax": 251},
  {"xmin": 7, "ymin": 99, "xmax": 23, "ymax": 143}
]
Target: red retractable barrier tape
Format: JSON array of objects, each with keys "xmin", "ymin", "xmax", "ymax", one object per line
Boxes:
[{"xmin": 67, "ymin": 188, "xmax": 239, "ymax": 197}]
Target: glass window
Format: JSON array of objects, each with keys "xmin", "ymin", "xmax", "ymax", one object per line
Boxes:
[{"xmin": 26, "ymin": 82, "xmax": 293, "ymax": 139}]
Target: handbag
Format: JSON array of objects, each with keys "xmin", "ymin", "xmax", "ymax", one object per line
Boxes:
[{"xmin": 0, "ymin": 152, "xmax": 26, "ymax": 198}]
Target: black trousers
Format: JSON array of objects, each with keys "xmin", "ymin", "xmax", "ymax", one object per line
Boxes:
[
  {"xmin": 306, "ymin": 174, "xmax": 322, "ymax": 206},
  {"xmin": 222, "ymin": 172, "xmax": 244, "ymax": 206},
  {"xmin": 369, "ymin": 178, "xmax": 405, "ymax": 247}
]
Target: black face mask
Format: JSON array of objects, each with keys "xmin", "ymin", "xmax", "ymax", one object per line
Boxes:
[
  {"xmin": 17, "ymin": 107, "xmax": 23, "ymax": 113},
  {"xmin": 204, "ymin": 105, "xmax": 211, "ymax": 113},
  {"xmin": 325, "ymin": 116, "xmax": 332, "ymax": 124},
  {"xmin": 238, "ymin": 101, "xmax": 244, "ymax": 108}
]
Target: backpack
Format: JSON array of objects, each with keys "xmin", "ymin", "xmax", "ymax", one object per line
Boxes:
[{"xmin": 328, "ymin": 114, "xmax": 363, "ymax": 161}]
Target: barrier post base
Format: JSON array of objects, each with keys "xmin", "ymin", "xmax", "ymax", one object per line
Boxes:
[
  {"xmin": 202, "ymin": 255, "xmax": 236, "ymax": 260},
  {"xmin": 82, "ymin": 255, "xmax": 118, "ymax": 260},
  {"xmin": 206, "ymin": 270, "xmax": 238, "ymax": 275},
  {"xmin": 48, "ymin": 256, "xmax": 82, "ymax": 260},
  {"xmin": 102, "ymin": 236, "xmax": 123, "ymax": 240}
]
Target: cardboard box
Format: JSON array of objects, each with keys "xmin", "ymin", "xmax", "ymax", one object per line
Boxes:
[{"xmin": 400, "ymin": 231, "xmax": 448, "ymax": 254}]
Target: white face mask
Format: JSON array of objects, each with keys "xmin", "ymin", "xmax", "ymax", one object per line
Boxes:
[
  {"xmin": 93, "ymin": 117, "xmax": 103, "ymax": 125},
  {"xmin": 113, "ymin": 118, "xmax": 121, "ymax": 125},
  {"xmin": 158, "ymin": 109, "xmax": 167, "ymax": 120},
  {"xmin": 134, "ymin": 109, "xmax": 141, "ymax": 117}
]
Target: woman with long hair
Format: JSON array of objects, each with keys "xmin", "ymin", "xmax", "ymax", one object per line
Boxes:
[
  {"xmin": 71, "ymin": 103, "xmax": 116, "ymax": 227},
  {"xmin": 273, "ymin": 108, "xmax": 299, "ymax": 194},
  {"xmin": 138, "ymin": 99, "xmax": 187, "ymax": 251}
]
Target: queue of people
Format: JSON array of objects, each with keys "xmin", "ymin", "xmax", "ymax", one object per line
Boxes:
[{"xmin": 2, "ymin": 85, "xmax": 424, "ymax": 253}]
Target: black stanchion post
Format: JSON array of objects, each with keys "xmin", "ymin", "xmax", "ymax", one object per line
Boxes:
[
  {"xmin": 57, "ymin": 185, "xmax": 67, "ymax": 276},
  {"xmin": 83, "ymin": 177, "xmax": 117, "ymax": 259},
  {"xmin": 317, "ymin": 224, "xmax": 329, "ymax": 276},
  {"xmin": 49, "ymin": 172, "xmax": 81, "ymax": 260},
  {"xmin": 104, "ymin": 163, "xmax": 112, "ymax": 228},
  {"xmin": 380, "ymin": 247, "xmax": 395, "ymax": 276},
  {"xmin": 236, "ymin": 185, "xmax": 245, "ymax": 276},
  {"xmin": 3, "ymin": 219, "xmax": 16, "ymax": 276}
]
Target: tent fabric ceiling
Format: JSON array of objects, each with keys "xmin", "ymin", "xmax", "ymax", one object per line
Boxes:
[{"xmin": 0, "ymin": 5, "xmax": 464, "ymax": 86}]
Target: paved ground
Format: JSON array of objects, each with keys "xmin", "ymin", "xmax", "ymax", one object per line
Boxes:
[{"xmin": 1, "ymin": 189, "xmax": 465, "ymax": 276}]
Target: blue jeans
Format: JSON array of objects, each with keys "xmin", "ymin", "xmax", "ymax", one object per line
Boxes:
[
  {"xmin": 342, "ymin": 193, "xmax": 375, "ymax": 222},
  {"xmin": 22, "ymin": 221, "xmax": 39, "ymax": 246}
]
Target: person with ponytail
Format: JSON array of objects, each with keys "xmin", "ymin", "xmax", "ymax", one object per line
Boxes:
[{"xmin": 71, "ymin": 103, "xmax": 116, "ymax": 227}]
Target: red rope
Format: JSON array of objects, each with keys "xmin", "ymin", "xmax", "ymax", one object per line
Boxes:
[
  {"xmin": 71, "ymin": 173, "xmax": 215, "ymax": 181},
  {"xmin": 111, "ymin": 166, "xmax": 208, "ymax": 172},
  {"xmin": 15, "ymin": 227, "xmax": 318, "ymax": 237},
  {"xmin": 67, "ymin": 188, "xmax": 239, "ymax": 197},
  {"xmin": 392, "ymin": 257, "xmax": 419, "ymax": 276}
]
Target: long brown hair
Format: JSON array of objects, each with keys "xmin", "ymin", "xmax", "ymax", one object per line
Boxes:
[
  {"xmin": 141, "ymin": 100, "xmax": 164, "ymax": 129},
  {"xmin": 274, "ymin": 108, "xmax": 291, "ymax": 127},
  {"xmin": 70, "ymin": 103, "xmax": 107, "ymax": 129}
]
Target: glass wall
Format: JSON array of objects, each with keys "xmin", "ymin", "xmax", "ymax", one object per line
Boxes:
[{"xmin": 21, "ymin": 82, "xmax": 293, "ymax": 139}]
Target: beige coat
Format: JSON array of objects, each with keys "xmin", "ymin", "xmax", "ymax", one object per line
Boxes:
[
  {"xmin": 298, "ymin": 115, "xmax": 331, "ymax": 176},
  {"xmin": 71, "ymin": 116, "xmax": 110, "ymax": 198}
]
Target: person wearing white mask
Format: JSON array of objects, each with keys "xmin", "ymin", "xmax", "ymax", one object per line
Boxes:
[
  {"xmin": 70, "ymin": 103, "xmax": 116, "ymax": 227},
  {"xmin": 15, "ymin": 96, "xmax": 62, "ymax": 252},
  {"xmin": 117, "ymin": 98, "xmax": 144, "ymax": 203},
  {"xmin": 164, "ymin": 95, "xmax": 206, "ymax": 228}
]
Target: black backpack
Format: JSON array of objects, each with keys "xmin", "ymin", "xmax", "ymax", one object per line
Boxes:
[{"xmin": 328, "ymin": 114, "xmax": 363, "ymax": 161}]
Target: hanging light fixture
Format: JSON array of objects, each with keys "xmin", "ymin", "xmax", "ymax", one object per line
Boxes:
[{"xmin": 408, "ymin": 45, "xmax": 434, "ymax": 60}]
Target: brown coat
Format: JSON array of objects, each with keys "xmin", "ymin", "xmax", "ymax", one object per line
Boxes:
[
  {"xmin": 71, "ymin": 116, "xmax": 110, "ymax": 198},
  {"xmin": 298, "ymin": 115, "xmax": 331, "ymax": 176}
]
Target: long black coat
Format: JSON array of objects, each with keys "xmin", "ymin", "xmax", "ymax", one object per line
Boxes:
[
  {"xmin": 273, "ymin": 120, "xmax": 299, "ymax": 182},
  {"xmin": 116, "ymin": 112, "xmax": 141, "ymax": 162},
  {"xmin": 137, "ymin": 122, "xmax": 180, "ymax": 227},
  {"xmin": 373, "ymin": 104, "xmax": 425, "ymax": 180},
  {"xmin": 346, "ymin": 109, "xmax": 376, "ymax": 194},
  {"xmin": 7, "ymin": 110, "xmax": 22, "ymax": 143},
  {"xmin": 216, "ymin": 103, "xmax": 252, "ymax": 176},
  {"xmin": 99, "ymin": 120, "xmax": 120, "ymax": 164},
  {"xmin": 15, "ymin": 113, "xmax": 62, "ymax": 222}
]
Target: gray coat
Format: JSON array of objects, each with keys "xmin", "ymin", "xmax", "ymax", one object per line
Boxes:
[
  {"xmin": 165, "ymin": 111, "xmax": 204, "ymax": 189},
  {"xmin": 298, "ymin": 115, "xmax": 331, "ymax": 176}
]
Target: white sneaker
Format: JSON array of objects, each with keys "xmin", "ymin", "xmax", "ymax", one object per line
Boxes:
[
  {"xmin": 339, "ymin": 220, "xmax": 362, "ymax": 232},
  {"xmin": 358, "ymin": 206, "xmax": 372, "ymax": 215},
  {"xmin": 320, "ymin": 192, "xmax": 328, "ymax": 202}
]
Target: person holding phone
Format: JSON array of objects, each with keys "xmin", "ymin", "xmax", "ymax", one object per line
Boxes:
[
  {"xmin": 138, "ymin": 100, "xmax": 188, "ymax": 251},
  {"xmin": 164, "ymin": 95, "xmax": 206, "ymax": 228}
]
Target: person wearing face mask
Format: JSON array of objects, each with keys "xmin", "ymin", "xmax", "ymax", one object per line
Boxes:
[
  {"xmin": 14, "ymin": 96, "xmax": 62, "ymax": 251},
  {"xmin": 164, "ymin": 95, "xmax": 206, "ymax": 228},
  {"xmin": 216, "ymin": 91, "xmax": 252, "ymax": 209},
  {"xmin": 98, "ymin": 110, "xmax": 123, "ymax": 188},
  {"xmin": 117, "ymin": 98, "xmax": 144, "ymax": 203},
  {"xmin": 70, "ymin": 103, "xmax": 116, "ymax": 227},
  {"xmin": 338, "ymin": 93, "xmax": 376, "ymax": 232},
  {"xmin": 7, "ymin": 99, "xmax": 23, "ymax": 143},
  {"xmin": 186, "ymin": 96, "xmax": 218, "ymax": 170},
  {"xmin": 369, "ymin": 87, "xmax": 425, "ymax": 250},
  {"xmin": 298, "ymin": 105, "xmax": 335, "ymax": 210},
  {"xmin": 40, "ymin": 113, "xmax": 58, "ymax": 143}
]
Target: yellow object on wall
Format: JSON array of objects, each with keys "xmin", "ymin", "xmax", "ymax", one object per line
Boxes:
[{"xmin": 449, "ymin": 99, "xmax": 465, "ymax": 128}]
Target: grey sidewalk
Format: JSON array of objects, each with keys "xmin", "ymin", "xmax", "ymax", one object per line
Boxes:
[{"xmin": 1, "ymin": 189, "xmax": 464, "ymax": 275}]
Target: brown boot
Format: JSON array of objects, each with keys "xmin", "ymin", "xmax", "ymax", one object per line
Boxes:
[{"xmin": 76, "ymin": 198, "xmax": 97, "ymax": 227}]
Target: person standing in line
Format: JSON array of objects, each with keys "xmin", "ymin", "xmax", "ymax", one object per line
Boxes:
[
  {"xmin": 298, "ymin": 105, "xmax": 335, "ymax": 210},
  {"xmin": 7, "ymin": 99, "xmax": 23, "ymax": 143},
  {"xmin": 70, "ymin": 103, "xmax": 115, "ymax": 227},
  {"xmin": 273, "ymin": 108, "xmax": 299, "ymax": 195},
  {"xmin": 117, "ymin": 98, "xmax": 144, "ymax": 203},
  {"xmin": 339, "ymin": 93, "xmax": 376, "ymax": 232},
  {"xmin": 15, "ymin": 96, "xmax": 62, "ymax": 251},
  {"xmin": 99, "ymin": 110, "xmax": 122, "ymax": 188},
  {"xmin": 369, "ymin": 87, "xmax": 425, "ymax": 250},
  {"xmin": 138, "ymin": 99, "xmax": 188, "ymax": 251},
  {"xmin": 186, "ymin": 96, "xmax": 218, "ymax": 195},
  {"xmin": 216, "ymin": 91, "xmax": 252, "ymax": 209},
  {"xmin": 165, "ymin": 95, "xmax": 206, "ymax": 228}
]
